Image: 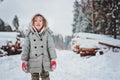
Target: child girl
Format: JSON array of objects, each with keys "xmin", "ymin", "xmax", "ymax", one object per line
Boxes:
[{"xmin": 21, "ymin": 13, "xmax": 57, "ymax": 80}]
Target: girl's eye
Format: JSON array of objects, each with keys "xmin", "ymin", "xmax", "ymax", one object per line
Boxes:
[
  {"xmin": 34, "ymin": 20, "xmax": 37, "ymax": 22},
  {"xmin": 39, "ymin": 20, "xmax": 42, "ymax": 22},
  {"xmin": 34, "ymin": 20, "xmax": 42, "ymax": 22}
]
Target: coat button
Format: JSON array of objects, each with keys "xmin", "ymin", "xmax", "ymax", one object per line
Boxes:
[
  {"xmin": 41, "ymin": 46, "xmax": 43, "ymax": 48},
  {"xmin": 34, "ymin": 46, "xmax": 37, "ymax": 48},
  {"xmin": 35, "ymin": 54, "xmax": 37, "ymax": 56},
  {"xmin": 32, "ymin": 33, "xmax": 34, "ymax": 35},
  {"xmin": 41, "ymin": 53, "xmax": 44, "ymax": 55},
  {"xmin": 39, "ymin": 34, "xmax": 42, "ymax": 37},
  {"xmin": 34, "ymin": 39, "xmax": 36, "ymax": 41},
  {"xmin": 40, "ymin": 39, "xmax": 42, "ymax": 41}
]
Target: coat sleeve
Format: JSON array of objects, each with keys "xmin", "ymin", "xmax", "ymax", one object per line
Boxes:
[
  {"xmin": 21, "ymin": 36, "xmax": 30, "ymax": 61},
  {"xmin": 47, "ymin": 32, "xmax": 57, "ymax": 60}
]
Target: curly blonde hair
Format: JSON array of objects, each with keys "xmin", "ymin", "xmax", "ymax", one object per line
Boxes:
[{"xmin": 31, "ymin": 13, "xmax": 48, "ymax": 31}]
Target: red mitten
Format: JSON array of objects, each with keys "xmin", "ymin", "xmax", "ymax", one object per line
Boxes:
[
  {"xmin": 22, "ymin": 61, "xmax": 27, "ymax": 72},
  {"xmin": 51, "ymin": 60, "xmax": 56, "ymax": 70}
]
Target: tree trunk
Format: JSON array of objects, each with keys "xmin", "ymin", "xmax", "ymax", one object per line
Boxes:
[{"xmin": 91, "ymin": 0, "xmax": 95, "ymax": 32}]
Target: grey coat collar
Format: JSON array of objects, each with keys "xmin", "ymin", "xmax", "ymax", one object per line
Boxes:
[{"xmin": 29, "ymin": 25, "xmax": 46, "ymax": 38}]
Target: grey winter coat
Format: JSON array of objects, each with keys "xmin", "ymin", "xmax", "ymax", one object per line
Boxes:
[{"xmin": 21, "ymin": 26, "xmax": 57, "ymax": 73}]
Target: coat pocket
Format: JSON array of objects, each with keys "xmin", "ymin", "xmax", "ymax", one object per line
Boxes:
[
  {"xmin": 44, "ymin": 61, "xmax": 50, "ymax": 66},
  {"xmin": 28, "ymin": 57, "xmax": 42, "ymax": 68}
]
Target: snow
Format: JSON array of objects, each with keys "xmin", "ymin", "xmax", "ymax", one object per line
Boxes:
[
  {"xmin": 0, "ymin": 55, "xmax": 30, "ymax": 80},
  {"xmin": 0, "ymin": 32, "xmax": 120, "ymax": 80},
  {"xmin": 0, "ymin": 49, "xmax": 120, "ymax": 80},
  {"xmin": 0, "ymin": 32, "xmax": 19, "ymax": 47},
  {"xmin": 71, "ymin": 32, "xmax": 120, "ymax": 49}
]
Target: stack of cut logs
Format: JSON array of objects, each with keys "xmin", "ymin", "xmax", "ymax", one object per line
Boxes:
[
  {"xmin": 72, "ymin": 42, "xmax": 120, "ymax": 57},
  {"xmin": 73, "ymin": 45, "xmax": 100, "ymax": 57}
]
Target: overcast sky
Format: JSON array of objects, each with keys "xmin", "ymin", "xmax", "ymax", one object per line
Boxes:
[{"xmin": 0, "ymin": 0, "xmax": 74, "ymax": 35}]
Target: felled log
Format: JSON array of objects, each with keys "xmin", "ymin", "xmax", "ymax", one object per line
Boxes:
[
  {"xmin": 99, "ymin": 42, "xmax": 120, "ymax": 52},
  {"xmin": 99, "ymin": 42, "xmax": 120, "ymax": 49},
  {"xmin": 73, "ymin": 45, "xmax": 100, "ymax": 56},
  {"xmin": 80, "ymin": 48, "xmax": 99, "ymax": 52},
  {"xmin": 1, "ymin": 44, "xmax": 22, "ymax": 56},
  {"xmin": 73, "ymin": 45, "xmax": 81, "ymax": 54},
  {"xmin": 80, "ymin": 51, "xmax": 96, "ymax": 56},
  {"xmin": 80, "ymin": 48, "xmax": 99, "ymax": 57}
]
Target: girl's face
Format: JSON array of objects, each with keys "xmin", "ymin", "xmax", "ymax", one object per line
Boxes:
[{"xmin": 33, "ymin": 16, "xmax": 43, "ymax": 31}]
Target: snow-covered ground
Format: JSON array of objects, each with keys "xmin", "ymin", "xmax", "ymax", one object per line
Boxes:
[
  {"xmin": 0, "ymin": 32, "xmax": 120, "ymax": 80},
  {"xmin": 0, "ymin": 49, "xmax": 120, "ymax": 80},
  {"xmin": 0, "ymin": 32, "xmax": 20, "ymax": 47}
]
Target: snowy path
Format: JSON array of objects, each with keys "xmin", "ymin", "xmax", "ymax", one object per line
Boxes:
[{"xmin": 0, "ymin": 49, "xmax": 120, "ymax": 80}]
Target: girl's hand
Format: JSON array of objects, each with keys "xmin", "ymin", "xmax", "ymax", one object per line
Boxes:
[
  {"xmin": 51, "ymin": 60, "xmax": 57, "ymax": 71},
  {"xmin": 22, "ymin": 61, "xmax": 28, "ymax": 73}
]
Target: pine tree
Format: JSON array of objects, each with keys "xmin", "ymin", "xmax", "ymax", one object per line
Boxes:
[
  {"xmin": 54, "ymin": 34, "xmax": 64, "ymax": 49},
  {"xmin": 79, "ymin": 0, "xmax": 92, "ymax": 32},
  {"xmin": 112, "ymin": 0, "xmax": 120, "ymax": 39},
  {"xmin": 93, "ymin": 0, "xmax": 120, "ymax": 38},
  {"xmin": 0, "ymin": 18, "xmax": 5, "ymax": 31},
  {"xmin": 72, "ymin": 0, "xmax": 120, "ymax": 39},
  {"xmin": 64, "ymin": 35, "xmax": 72, "ymax": 49},
  {"xmin": 72, "ymin": 0, "xmax": 80, "ymax": 33},
  {"xmin": 13, "ymin": 15, "xmax": 19, "ymax": 31},
  {"xmin": 72, "ymin": 0, "xmax": 92, "ymax": 34},
  {"xmin": 0, "ymin": 0, "xmax": 3, "ymax": 4},
  {"xmin": 0, "ymin": 18, "xmax": 12, "ymax": 31}
]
